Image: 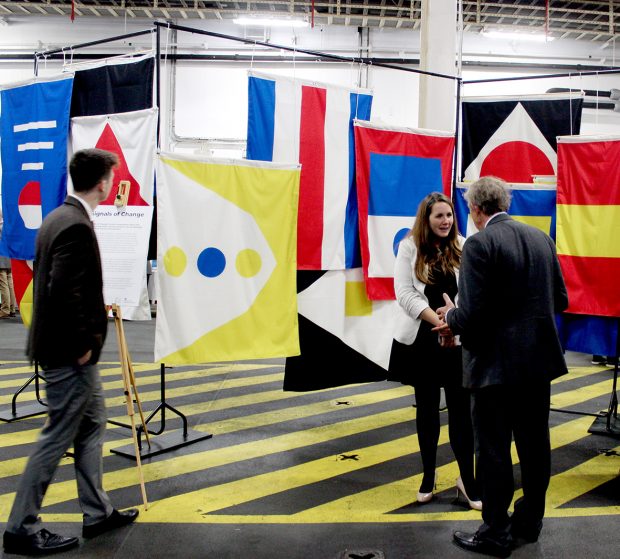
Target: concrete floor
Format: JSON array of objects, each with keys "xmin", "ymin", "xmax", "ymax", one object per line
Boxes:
[{"xmin": 1, "ymin": 314, "xmax": 619, "ymax": 559}]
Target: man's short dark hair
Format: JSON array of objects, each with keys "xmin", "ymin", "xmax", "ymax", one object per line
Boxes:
[{"xmin": 70, "ymin": 149, "xmax": 119, "ymax": 193}]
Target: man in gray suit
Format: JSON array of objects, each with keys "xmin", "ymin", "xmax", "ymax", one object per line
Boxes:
[
  {"xmin": 436, "ymin": 176, "xmax": 568, "ymax": 558},
  {"xmin": 3, "ymin": 149, "xmax": 138, "ymax": 556}
]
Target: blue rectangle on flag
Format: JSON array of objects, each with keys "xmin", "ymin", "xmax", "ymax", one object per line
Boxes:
[
  {"xmin": 454, "ymin": 185, "xmax": 557, "ymax": 239},
  {"xmin": 368, "ymin": 153, "xmax": 441, "ymax": 216},
  {"xmin": 0, "ymin": 77, "xmax": 73, "ymax": 260},
  {"xmin": 246, "ymin": 76, "xmax": 275, "ymax": 162}
]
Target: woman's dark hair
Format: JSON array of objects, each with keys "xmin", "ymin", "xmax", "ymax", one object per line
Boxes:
[{"xmin": 410, "ymin": 192, "xmax": 461, "ymax": 284}]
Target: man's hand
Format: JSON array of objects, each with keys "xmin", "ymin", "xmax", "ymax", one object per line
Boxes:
[
  {"xmin": 77, "ymin": 350, "xmax": 92, "ymax": 366},
  {"xmin": 436, "ymin": 292, "xmax": 455, "ymax": 321}
]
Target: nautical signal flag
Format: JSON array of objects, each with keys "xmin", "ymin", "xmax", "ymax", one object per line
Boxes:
[
  {"xmin": 155, "ymin": 153, "xmax": 301, "ymax": 364},
  {"xmin": 354, "ymin": 120, "xmax": 455, "ymax": 300},
  {"xmin": 70, "ymin": 108, "xmax": 157, "ymax": 205},
  {"xmin": 556, "ymin": 135, "xmax": 620, "ymax": 317},
  {"xmin": 284, "ymin": 269, "xmax": 397, "ymax": 391},
  {"xmin": 70, "ymin": 53, "xmax": 154, "ymax": 117},
  {"xmin": 10, "ymin": 259, "xmax": 34, "ymax": 327},
  {"xmin": 71, "ymin": 108, "xmax": 157, "ymax": 320},
  {"xmin": 461, "ymin": 94, "xmax": 583, "ymax": 183},
  {"xmin": 246, "ymin": 71, "xmax": 373, "ymax": 270},
  {"xmin": 454, "ymin": 182, "xmax": 558, "ymax": 239},
  {"xmin": 0, "ymin": 75, "xmax": 73, "ymax": 260}
]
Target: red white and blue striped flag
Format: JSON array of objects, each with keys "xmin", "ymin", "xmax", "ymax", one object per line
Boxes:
[{"xmin": 246, "ymin": 71, "xmax": 372, "ymax": 270}]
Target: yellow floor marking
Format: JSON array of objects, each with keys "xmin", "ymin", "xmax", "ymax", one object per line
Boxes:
[
  {"xmin": 545, "ymin": 442, "xmax": 620, "ymax": 508},
  {"xmin": 0, "ymin": 365, "xmax": 39, "ymax": 377},
  {"xmin": 2, "ymin": 366, "xmax": 618, "ymax": 525},
  {"xmin": 550, "ymin": 379, "xmax": 614, "ymax": 409},
  {"xmin": 0, "ymin": 382, "xmax": 346, "ymax": 449},
  {"xmin": 107, "ymin": 414, "xmax": 614, "ymax": 524},
  {"xmin": 553, "ymin": 365, "xmax": 617, "ymax": 381},
  {"xmin": 126, "ymin": 433, "xmax": 428, "ymax": 522},
  {"xmin": 0, "ymin": 366, "xmax": 282, "ymax": 405},
  {"xmin": 0, "ymin": 407, "xmax": 416, "ymax": 521},
  {"xmin": 290, "ymin": 416, "xmax": 599, "ymax": 522},
  {"xmin": 0, "ymin": 386, "xmax": 412, "ymax": 479},
  {"xmin": 195, "ymin": 386, "xmax": 413, "ymax": 436}
]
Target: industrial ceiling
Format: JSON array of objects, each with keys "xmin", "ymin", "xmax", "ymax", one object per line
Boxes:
[{"xmin": 0, "ymin": 1, "xmax": 618, "ymax": 43}]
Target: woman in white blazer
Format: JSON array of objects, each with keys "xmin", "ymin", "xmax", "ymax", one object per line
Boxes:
[{"xmin": 392, "ymin": 192, "xmax": 480, "ymax": 510}]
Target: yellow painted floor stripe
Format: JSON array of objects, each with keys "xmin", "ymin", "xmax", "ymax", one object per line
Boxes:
[
  {"xmin": 1, "ymin": 363, "xmax": 618, "ymax": 526},
  {"xmin": 0, "ymin": 365, "xmax": 282, "ymax": 405},
  {"xmin": 0, "ymin": 386, "xmax": 412, "ymax": 479},
  {"xmin": 0, "ymin": 406, "xmax": 416, "ymax": 521}
]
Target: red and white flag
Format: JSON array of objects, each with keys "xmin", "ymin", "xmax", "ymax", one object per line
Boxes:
[
  {"xmin": 71, "ymin": 108, "xmax": 157, "ymax": 319},
  {"xmin": 461, "ymin": 93, "xmax": 583, "ymax": 183},
  {"xmin": 247, "ymin": 71, "xmax": 373, "ymax": 270}
]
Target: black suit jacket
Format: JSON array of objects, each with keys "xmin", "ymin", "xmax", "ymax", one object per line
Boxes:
[
  {"xmin": 447, "ymin": 214, "xmax": 568, "ymax": 388},
  {"xmin": 27, "ymin": 197, "xmax": 108, "ymax": 368}
]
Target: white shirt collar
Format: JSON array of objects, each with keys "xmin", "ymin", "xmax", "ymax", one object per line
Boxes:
[
  {"xmin": 69, "ymin": 194, "xmax": 95, "ymax": 222},
  {"xmin": 485, "ymin": 211, "xmax": 507, "ymax": 228}
]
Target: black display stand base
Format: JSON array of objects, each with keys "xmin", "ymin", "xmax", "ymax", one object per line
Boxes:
[
  {"xmin": 110, "ymin": 429, "xmax": 213, "ymax": 460},
  {"xmin": 0, "ymin": 363, "xmax": 47, "ymax": 423},
  {"xmin": 588, "ymin": 413, "xmax": 620, "ymax": 438},
  {"xmin": 109, "ymin": 363, "xmax": 213, "ymax": 461},
  {"xmin": 0, "ymin": 401, "xmax": 48, "ymax": 422}
]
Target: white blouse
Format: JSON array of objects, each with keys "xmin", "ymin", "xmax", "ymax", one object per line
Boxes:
[{"xmin": 393, "ymin": 234, "xmax": 464, "ymax": 345}]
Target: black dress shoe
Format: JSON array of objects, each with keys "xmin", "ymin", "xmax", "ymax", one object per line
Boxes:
[
  {"xmin": 82, "ymin": 508, "xmax": 139, "ymax": 539},
  {"xmin": 3, "ymin": 529, "xmax": 79, "ymax": 556},
  {"xmin": 511, "ymin": 520, "xmax": 542, "ymax": 543},
  {"xmin": 453, "ymin": 530, "xmax": 512, "ymax": 558}
]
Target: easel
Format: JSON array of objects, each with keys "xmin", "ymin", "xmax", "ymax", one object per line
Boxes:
[{"xmin": 108, "ymin": 304, "xmax": 149, "ymax": 509}]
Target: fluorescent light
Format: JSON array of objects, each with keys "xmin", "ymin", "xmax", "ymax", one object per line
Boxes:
[
  {"xmin": 482, "ymin": 30, "xmax": 554, "ymax": 42},
  {"xmin": 233, "ymin": 17, "xmax": 308, "ymax": 28}
]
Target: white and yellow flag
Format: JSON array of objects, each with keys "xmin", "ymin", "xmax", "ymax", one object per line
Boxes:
[{"xmin": 155, "ymin": 153, "xmax": 301, "ymax": 364}]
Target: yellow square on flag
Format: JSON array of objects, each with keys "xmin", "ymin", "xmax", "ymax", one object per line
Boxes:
[{"xmin": 345, "ymin": 281, "xmax": 373, "ymax": 317}]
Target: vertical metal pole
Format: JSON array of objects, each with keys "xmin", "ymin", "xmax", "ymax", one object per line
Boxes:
[
  {"xmin": 452, "ymin": 77, "xmax": 462, "ymax": 197},
  {"xmin": 156, "ymin": 25, "xmax": 161, "ymax": 148}
]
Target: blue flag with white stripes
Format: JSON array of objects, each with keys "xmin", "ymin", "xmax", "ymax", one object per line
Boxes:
[{"xmin": 0, "ymin": 76, "xmax": 73, "ymax": 260}]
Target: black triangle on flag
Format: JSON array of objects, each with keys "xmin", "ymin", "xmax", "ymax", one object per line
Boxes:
[
  {"xmin": 284, "ymin": 271, "xmax": 390, "ymax": 392},
  {"xmin": 461, "ymin": 95, "xmax": 583, "ymax": 183}
]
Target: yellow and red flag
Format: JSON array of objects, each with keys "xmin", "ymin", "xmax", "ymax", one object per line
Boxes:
[{"xmin": 556, "ymin": 135, "xmax": 620, "ymax": 317}]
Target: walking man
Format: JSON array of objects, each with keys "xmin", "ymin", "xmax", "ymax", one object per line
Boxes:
[{"xmin": 3, "ymin": 149, "xmax": 139, "ymax": 556}]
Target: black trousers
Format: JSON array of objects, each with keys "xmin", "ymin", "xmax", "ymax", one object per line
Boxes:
[{"xmin": 472, "ymin": 382, "xmax": 551, "ymax": 540}]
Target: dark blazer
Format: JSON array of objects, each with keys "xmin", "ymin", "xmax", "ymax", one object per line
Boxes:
[
  {"xmin": 27, "ymin": 197, "xmax": 108, "ymax": 368},
  {"xmin": 447, "ymin": 214, "xmax": 568, "ymax": 388}
]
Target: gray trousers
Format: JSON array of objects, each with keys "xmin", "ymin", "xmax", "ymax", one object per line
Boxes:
[{"xmin": 6, "ymin": 364, "xmax": 113, "ymax": 536}]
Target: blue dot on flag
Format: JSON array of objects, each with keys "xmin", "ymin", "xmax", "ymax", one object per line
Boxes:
[
  {"xmin": 393, "ymin": 228, "xmax": 410, "ymax": 256},
  {"xmin": 197, "ymin": 247, "xmax": 226, "ymax": 278}
]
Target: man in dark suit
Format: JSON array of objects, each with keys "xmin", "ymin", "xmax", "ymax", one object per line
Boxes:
[
  {"xmin": 435, "ymin": 176, "xmax": 568, "ymax": 558},
  {"xmin": 3, "ymin": 149, "xmax": 139, "ymax": 556}
]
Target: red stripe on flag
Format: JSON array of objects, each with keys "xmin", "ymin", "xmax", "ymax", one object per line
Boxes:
[
  {"xmin": 557, "ymin": 140, "xmax": 620, "ymax": 205},
  {"xmin": 559, "ymin": 254, "xmax": 620, "ymax": 316},
  {"xmin": 297, "ymin": 85, "xmax": 326, "ymax": 270}
]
